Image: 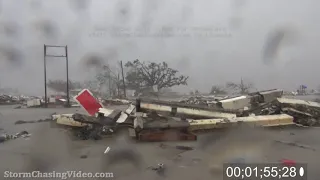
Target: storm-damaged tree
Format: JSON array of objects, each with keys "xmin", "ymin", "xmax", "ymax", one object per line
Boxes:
[
  {"xmin": 226, "ymin": 78, "xmax": 254, "ymax": 95},
  {"xmin": 96, "ymin": 65, "xmax": 122, "ymax": 97},
  {"xmin": 47, "ymin": 80, "xmax": 83, "ymax": 93},
  {"xmin": 47, "ymin": 79, "xmax": 101, "ymax": 96},
  {"xmin": 210, "ymin": 85, "xmax": 227, "ymax": 95},
  {"xmin": 124, "ymin": 59, "xmax": 189, "ymax": 94}
]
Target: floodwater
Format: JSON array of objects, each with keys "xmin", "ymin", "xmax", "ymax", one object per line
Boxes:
[{"xmin": 0, "ymin": 105, "xmax": 319, "ymax": 179}]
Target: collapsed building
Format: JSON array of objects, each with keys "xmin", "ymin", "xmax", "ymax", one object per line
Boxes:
[{"xmin": 53, "ymin": 89, "xmax": 320, "ymax": 142}]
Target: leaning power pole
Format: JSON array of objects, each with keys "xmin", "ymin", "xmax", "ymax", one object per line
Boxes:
[{"xmin": 120, "ymin": 61, "xmax": 126, "ymax": 98}]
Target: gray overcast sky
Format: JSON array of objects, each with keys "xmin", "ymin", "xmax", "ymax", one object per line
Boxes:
[{"xmin": 0, "ymin": 0, "xmax": 319, "ymax": 95}]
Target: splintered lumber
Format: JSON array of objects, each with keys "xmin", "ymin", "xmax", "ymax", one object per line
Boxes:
[{"xmin": 188, "ymin": 114, "xmax": 294, "ymax": 131}]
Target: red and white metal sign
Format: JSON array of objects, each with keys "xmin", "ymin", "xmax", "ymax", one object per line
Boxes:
[{"xmin": 74, "ymin": 89, "xmax": 103, "ymax": 116}]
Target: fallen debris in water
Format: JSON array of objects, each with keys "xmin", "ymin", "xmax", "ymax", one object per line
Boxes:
[
  {"xmin": 159, "ymin": 143, "xmax": 194, "ymax": 151},
  {"xmin": 0, "ymin": 130, "xmax": 31, "ymax": 143},
  {"xmin": 274, "ymin": 140, "xmax": 316, "ymax": 151},
  {"xmin": 103, "ymin": 148, "xmax": 142, "ymax": 169},
  {"xmin": 15, "ymin": 119, "xmax": 51, "ymax": 125},
  {"xmin": 0, "ymin": 136, "xmax": 5, "ymax": 143},
  {"xmin": 47, "ymin": 88, "xmax": 320, "ymax": 142},
  {"xmin": 175, "ymin": 145, "xmax": 194, "ymax": 151},
  {"xmin": 147, "ymin": 163, "xmax": 166, "ymax": 177},
  {"xmin": 80, "ymin": 155, "xmax": 88, "ymax": 159},
  {"xmin": 104, "ymin": 147, "xmax": 111, "ymax": 154}
]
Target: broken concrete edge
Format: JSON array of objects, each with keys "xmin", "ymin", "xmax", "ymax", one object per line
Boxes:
[
  {"xmin": 136, "ymin": 98, "xmax": 238, "ymax": 113},
  {"xmin": 53, "ymin": 105, "xmax": 133, "ymax": 127},
  {"xmin": 137, "ymin": 101, "xmax": 237, "ymax": 119},
  {"xmin": 132, "ymin": 113, "xmax": 296, "ymax": 133},
  {"xmin": 54, "ymin": 114, "xmax": 88, "ymax": 127},
  {"xmin": 139, "ymin": 89, "xmax": 283, "ymax": 111},
  {"xmin": 97, "ymin": 104, "xmax": 135, "ymax": 124}
]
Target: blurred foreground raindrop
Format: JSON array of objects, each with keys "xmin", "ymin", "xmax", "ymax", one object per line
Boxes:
[
  {"xmin": 232, "ymin": 0, "xmax": 246, "ymax": 8},
  {"xmin": 33, "ymin": 20, "xmax": 58, "ymax": 38},
  {"xmin": 29, "ymin": 0, "xmax": 42, "ymax": 10},
  {"xmin": 0, "ymin": 46, "xmax": 22, "ymax": 66},
  {"xmin": 69, "ymin": 0, "xmax": 91, "ymax": 12},
  {"xmin": 81, "ymin": 53, "xmax": 105, "ymax": 69},
  {"xmin": 0, "ymin": 21, "xmax": 19, "ymax": 37},
  {"xmin": 262, "ymin": 27, "xmax": 299, "ymax": 65},
  {"xmin": 115, "ymin": 1, "xmax": 131, "ymax": 23}
]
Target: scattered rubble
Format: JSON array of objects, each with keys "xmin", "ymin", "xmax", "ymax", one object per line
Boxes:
[
  {"xmin": 0, "ymin": 130, "xmax": 31, "ymax": 143},
  {"xmin": 148, "ymin": 163, "xmax": 166, "ymax": 176},
  {"xmin": 104, "ymin": 147, "xmax": 111, "ymax": 154},
  {"xmin": 103, "ymin": 98, "xmax": 132, "ymax": 105},
  {"xmin": 80, "ymin": 155, "xmax": 88, "ymax": 159},
  {"xmin": 14, "ymin": 119, "xmax": 52, "ymax": 125},
  {"xmin": 103, "ymin": 147, "xmax": 142, "ymax": 168},
  {"xmin": 31, "ymin": 88, "xmax": 318, "ymax": 143},
  {"xmin": 179, "ymin": 95, "xmax": 226, "ymax": 106},
  {"xmin": 274, "ymin": 140, "xmax": 316, "ymax": 151},
  {"xmin": 159, "ymin": 143, "xmax": 194, "ymax": 151}
]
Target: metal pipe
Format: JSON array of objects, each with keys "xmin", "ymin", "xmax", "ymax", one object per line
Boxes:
[
  {"xmin": 46, "ymin": 55, "xmax": 66, "ymax": 57},
  {"xmin": 45, "ymin": 45, "xmax": 66, "ymax": 48}
]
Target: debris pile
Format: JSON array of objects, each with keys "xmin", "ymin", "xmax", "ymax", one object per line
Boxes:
[
  {"xmin": 50, "ymin": 88, "xmax": 320, "ymax": 142},
  {"xmin": 103, "ymin": 98, "xmax": 132, "ymax": 105},
  {"xmin": 0, "ymin": 94, "xmax": 23, "ymax": 104},
  {"xmin": 0, "ymin": 130, "xmax": 31, "ymax": 143},
  {"xmin": 178, "ymin": 95, "xmax": 225, "ymax": 106}
]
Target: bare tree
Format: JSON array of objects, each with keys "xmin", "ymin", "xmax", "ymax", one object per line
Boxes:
[
  {"xmin": 210, "ymin": 85, "xmax": 227, "ymax": 95},
  {"xmin": 95, "ymin": 65, "xmax": 122, "ymax": 97},
  {"xmin": 226, "ymin": 78, "xmax": 254, "ymax": 94},
  {"xmin": 125, "ymin": 59, "xmax": 188, "ymax": 92},
  {"xmin": 47, "ymin": 79, "xmax": 102, "ymax": 96}
]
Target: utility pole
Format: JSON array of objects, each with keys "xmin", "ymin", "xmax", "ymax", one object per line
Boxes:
[
  {"xmin": 120, "ymin": 61, "xmax": 126, "ymax": 98},
  {"xmin": 117, "ymin": 73, "xmax": 120, "ymax": 96},
  {"xmin": 240, "ymin": 77, "xmax": 244, "ymax": 94},
  {"xmin": 65, "ymin": 46, "xmax": 70, "ymax": 107},
  {"xmin": 109, "ymin": 71, "xmax": 112, "ymax": 97},
  {"xmin": 43, "ymin": 44, "xmax": 70, "ymax": 108},
  {"xmin": 43, "ymin": 45, "xmax": 47, "ymax": 108}
]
